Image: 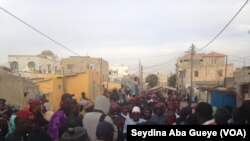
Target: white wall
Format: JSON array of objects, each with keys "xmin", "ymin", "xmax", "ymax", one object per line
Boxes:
[
  {"xmin": 8, "ymin": 55, "xmax": 61, "ymax": 74},
  {"xmin": 110, "ymin": 65, "xmax": 128, "ymax": 77}
]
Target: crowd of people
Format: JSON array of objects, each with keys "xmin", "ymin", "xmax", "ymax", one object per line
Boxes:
[{"xmin": 1, "ymin": 88, "xmax": 250, "ymax": 141}]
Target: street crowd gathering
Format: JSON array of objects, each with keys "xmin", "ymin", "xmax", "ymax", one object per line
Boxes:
[{"xmin": 1, "ymin": 86, "xmax": 250, "ymax": 141}]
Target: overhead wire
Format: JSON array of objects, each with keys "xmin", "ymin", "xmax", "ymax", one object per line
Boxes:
[
  {"xmin": 196, "ymin": 0, "xmax": 249, "ymax": 52},
  {"xmin": 0, "ymin": 7, "xmax": 82, "ymax": 56}
]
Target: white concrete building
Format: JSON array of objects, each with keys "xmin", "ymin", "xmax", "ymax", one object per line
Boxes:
[
  {"xmin": 109, "ymin": 65, "xmax": 128, "ymax": 77},
  {"xmin": 8, "ymin": 50, "xmax": 61, "ymax": 76}
]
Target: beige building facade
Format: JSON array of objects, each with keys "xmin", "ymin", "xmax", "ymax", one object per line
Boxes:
[
  {"xmin": 176, "ymin": 52, "xmax": 234, "ymax": 89},
  {"xmin": 61, "ymin": 56, "xmax": 109, "ymax": 82},
  {"xmin": 0, "ymin": 67, "xmax": 38, "ymax": 109},
  {"xmin": 157, "ymin": 72, "xmax": 170, "ymax": 86}
]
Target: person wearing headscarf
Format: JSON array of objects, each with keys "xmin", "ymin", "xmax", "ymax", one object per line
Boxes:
[{"xmin": 83, "ymin": 96, "xmax": 117, "ymax": 141}]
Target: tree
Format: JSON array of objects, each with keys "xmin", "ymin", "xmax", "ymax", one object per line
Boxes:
[
  {"xmin": 146, "ymin": 74, "xmax": 158, "ymax": 88},
  {"xmin": 168, "ymin": 74, "xmax": 176, "ymax": 87}
]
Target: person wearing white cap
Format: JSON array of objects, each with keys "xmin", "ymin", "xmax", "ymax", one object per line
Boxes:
[{"xmin": 123, "ymin": 106, "xmax": 145, "ymax": 138}]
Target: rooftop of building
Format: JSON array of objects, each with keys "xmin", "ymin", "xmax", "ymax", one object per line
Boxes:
[
  {"xmin": 9, "ymin": 50, "xmax": 57, "ymax": 60},
  {"xmin": 181, "ymin": 51, "xmax": 225, "ymax": 59}
]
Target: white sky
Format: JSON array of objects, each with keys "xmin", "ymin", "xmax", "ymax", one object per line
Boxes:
[{"xmin": 0, "ymin": 0, "xmax": 250, "ymax": 74}]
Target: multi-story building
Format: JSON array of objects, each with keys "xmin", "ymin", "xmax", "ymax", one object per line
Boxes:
[
  {"xmin": 109, "ymin": 65, "xmax": 128, "ymax": 81},
  {"xmin": 8, "ymin": 50, "xmax": 61, "ymax": 76},
  {"xmin": 61, "ymin": 56, "xmax": 109, "ymax": 82},
  {"xmin": 176, "ymin": 52, "xmax": 234, "ymax": 90},
  {"xmin": 157, "ymin": 72, "xmax": 171, "ymax": 86}
]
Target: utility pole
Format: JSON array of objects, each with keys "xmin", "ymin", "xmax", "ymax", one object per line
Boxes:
[
  {"xmin": 100, "ymin": 58, "xmax": 103, "ymax": 84},
  {"xmin": 139, "ymin": 59, "xmax": 141, "ymax": 94},
  {"xmin": 139, "ymin": 59, "xmax": 143, "ymax": 94},
  {"xmin": 190, "ymin": 44, "xmax": 195, "ymax": 103},
  {"xmin": 243, "ymin": 58, "xmax": 246, "ymax": 73},
  {"xmin": 18, "ymin": 73, "xmax": 24, "ymax": 108},
  {"xmin": 224, "ymin": 55, "xmax": 228, "ymax": 87},
  {"xmin": 141, "ymin": 65, "xmax": 143, "ymax": 93}
]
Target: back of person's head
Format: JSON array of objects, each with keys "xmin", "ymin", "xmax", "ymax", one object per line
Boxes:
[
  {"xmin": 224, "ymin": 106, "xmax": 233, "ymax": 116},
  {"xmin": 195, "ymin": 102, "xmax": 213, "ymax": 124},
  {"xmin": 62, "ymin": 127, "xmax": 89, "ymax": 141},
  {"xmin": 214, "ymin": 108, "xmax": 230, "ymax": 125},
  {"xmin": 232, "ymin": 108, "xmax": 245, "ymax": 124},
  {"xmin": 186, "ymin": 113, "xmax": 199, "ymax": 125},
  {"xmin": 61, "ymin": 93, "xmax": 74, "ymax": 106},
  {"xmin": 109, "ymin": 102, "xmax": 121, "ymax": 116},
  {"xmin": 81, "ymin": 92, "xmax": 86, "ymax": 97},
  {"xmin": 96, "ymin": 121, "xmax": 114, "ymax": 141},
  {"xmin": 59, "ymin": 115, "xmax": 83, "ymax": 138},
  {"xmin": 240, "ymin": 100, "xmax": 250, "ymax": 124},
  {"xmin": 94, "ymin": 96, "xmax": 110, "ymax": 114}
]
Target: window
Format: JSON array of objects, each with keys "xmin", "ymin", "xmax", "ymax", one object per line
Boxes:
[
  {"xmin": 67, "ymin": 64, "xmax": 74, "ymax": 69},
  {"xmin": 28, "ymin": 61, "xmax": 36, "ymax": 70},
  {"xmin": 194, "ymin": 71, "xmax": 199, "ymax": 77},
  {"xmin": 218, "ymin": 70, "xmax": 223, "ymax": 77},
  {"xmin": 87, "ymin": 64, "xmax": 94, "ymax": 70},
  {"xmin": 200, "ymin": 59, "xmax": 203, "ymax": 62},
  {"xmin": 180, "ymin": 60, "xmax": 183, "ymax": 63},
  {"xmin": 39, "ymin": 66, "xmax": 42, "ymax": 73},
  {"xmin": 184, "ymin": 60, "xmax": 189, "ymax": 62},
  {"xmin": 11, "ymin": 61, "xmax": 19, "ymax": 70},
  {"xmin": 211, "ymin": 59, "xmax": 216, "ymax": 64},
  {"xmin": 48, "ymin": 64, "xmax": 51, "ymax": 73}
]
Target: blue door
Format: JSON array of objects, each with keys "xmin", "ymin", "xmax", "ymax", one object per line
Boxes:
[{"xmin": 210, "ymin": 91, "xmax": 236, "ymax": 108}]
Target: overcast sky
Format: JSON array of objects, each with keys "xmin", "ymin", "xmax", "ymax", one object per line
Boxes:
[{"xmin": 0, "ymin": 0, "xmax": 250, "ymax": 74}]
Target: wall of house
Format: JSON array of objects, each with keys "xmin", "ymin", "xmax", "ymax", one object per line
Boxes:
[
  {"xmin": 176, "ymin": 55, "xmax": 233, "ymax": 88},
  {"xmin": 103, "ymin": 81, "xmax": 122, "ymax": 90},
  {"xmin": 234, "ymin": 67, "xmax": 250, "ymax": 107},
  {"xmin": 0, "ymin": 72, "xmax": 38, "ymax": 109},
  {"xmin": 36, "ymin": 77, "xmax": 64, "ymax": 111},
  {"xmin": 65, "ymin": 70, "xmax": 101, "ymax": 101},
  {"xmin": 62, "ymin": 56, "xmax": 109, "ymax": 81}
]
